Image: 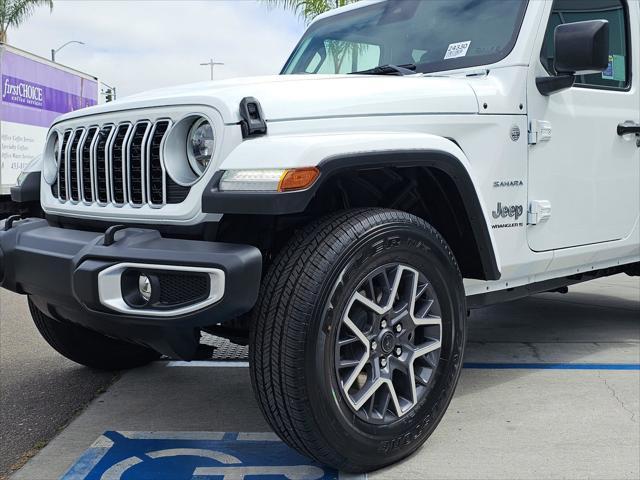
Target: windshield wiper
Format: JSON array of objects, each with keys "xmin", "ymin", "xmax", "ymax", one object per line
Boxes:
[{"xmin": 350, "ymin": 64, "xmax": 417, "ymax": 76}]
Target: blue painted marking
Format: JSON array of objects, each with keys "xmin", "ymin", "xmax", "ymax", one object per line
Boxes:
[
  {"xmin": 61, "ymin": 431, "xmax": 349, "ymax": 480},
  {"xmin": 463, "ymin": 362, "xmax": 640, "ymax": 371}
]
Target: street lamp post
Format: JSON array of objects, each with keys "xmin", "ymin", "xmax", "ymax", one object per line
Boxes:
[
  {"xmin": 200, "ymin": 58, "xmax": 224, "ymax": 80},
  {"xmin": 51, "ymin": 40, "xmax": 85, "ymax": 62}
]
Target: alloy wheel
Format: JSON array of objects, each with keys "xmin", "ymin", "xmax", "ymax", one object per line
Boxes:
[{"xmin": 334, "ymin": 264, "xmax": 442, "ymax": 424}]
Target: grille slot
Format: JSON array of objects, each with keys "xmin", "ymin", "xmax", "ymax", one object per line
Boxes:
[
  {"xmin": 95, "ymin": 126, "xmax": 113, "ymax": 204},
  {"xmin": 147, "ymin": 121, "xmax": 170, "ymax": 205},
  {"xmin": 51, "ymin": 136, "xmax": 59, "ymax": 197},
  {"xmin": 81, "ymin": 127, "xmax": 98, "ymax": 202},
  {"xmin": 53, "ymin": 120, "xmax": 189, "ymax": 208},
  {"xmin": 68, "ymin": 129, "xmax": 84, "ymax": 201},
  {"xmin": 128, "ymin": 122, "xmax": 151, "ymax": 205},
  {"xmin": 57, "ymin": 131, "xmax": 71, "ymax": 200},
  {"xmin": 110, "ymin": 124, "xmax": 131, "ymax": 205}
]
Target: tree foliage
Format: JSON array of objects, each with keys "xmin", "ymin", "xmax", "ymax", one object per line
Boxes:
[
  {"xmin": 261, "ymin": 0, "xmax": 359, "ymax": 24},
  {"xmin": 0, "ymin": 0, "xmax": 53, "ymax": 43},
  {"xmin": 263, "ymin": 0, "xmax": 363, "ymax": 73}
]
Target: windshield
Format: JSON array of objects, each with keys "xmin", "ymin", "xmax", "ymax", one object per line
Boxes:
[{"xmin": 282, "ymin": 0, "xmax": 528, "ymax": 75}]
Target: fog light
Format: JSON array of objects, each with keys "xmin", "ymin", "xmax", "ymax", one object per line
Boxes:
[{"xmin": 138, "ymin": 274, "xmax": 152, "ymax": 303}]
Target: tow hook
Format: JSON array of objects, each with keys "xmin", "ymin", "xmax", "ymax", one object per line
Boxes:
[
  {"xmin": 103, "ymin": 225, "xmax": 128, "ymax": 246},
  {"xmin": 3, "ymin": 215, "xmax": 24, "ymax": 231}
]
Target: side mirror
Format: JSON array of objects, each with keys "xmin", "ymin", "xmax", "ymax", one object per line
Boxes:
[{"xmin": 537, "ymin": 19, "xmax": 609, "ymax": 96}]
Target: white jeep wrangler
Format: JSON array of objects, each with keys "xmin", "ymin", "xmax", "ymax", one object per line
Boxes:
[{"xmin": 2, "ymin": 0, "xmax": 639, "ymax": 472}]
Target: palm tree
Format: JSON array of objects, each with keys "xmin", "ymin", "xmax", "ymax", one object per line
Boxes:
[
  {"xmin": 0, "ymin": 0, "xmax": 53, "ymax": 44},
  {"xmin": 263, "ymin": 0, "xmax": 362, "ymax": 73},
  {"xmin": 261, "ymin": 0, "xmax": 359, "ymax": 24}
]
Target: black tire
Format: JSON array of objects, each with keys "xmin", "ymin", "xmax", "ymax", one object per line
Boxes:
[
  {"xmin": 250, "ymin": 208, "xmax": 466, "ymax": 472},
  {"xmin": 29, "ymin": 298, "xmax": 161, "ymax": 370}
]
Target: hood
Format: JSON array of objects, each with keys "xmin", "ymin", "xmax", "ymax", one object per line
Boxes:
[{"xmin": 55, "ymin": 74, "xmax": 480, "ymax": 125}]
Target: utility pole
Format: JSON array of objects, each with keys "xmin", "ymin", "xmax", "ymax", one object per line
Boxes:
[{"xmin": 200, "ymin": 58, "xmax": 224, "ymax": 80}]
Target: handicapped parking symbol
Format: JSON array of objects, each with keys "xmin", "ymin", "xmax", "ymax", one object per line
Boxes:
[{"xmin": 61, "ymin": 431, "xmax": 351, "ymax": 480}]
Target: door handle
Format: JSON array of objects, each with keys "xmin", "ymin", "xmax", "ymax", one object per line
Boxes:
[{"xmin": 617, "ymin": 121, "xmax": 640, "ymax": 136}]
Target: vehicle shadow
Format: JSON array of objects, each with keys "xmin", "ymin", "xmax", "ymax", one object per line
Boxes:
[{"xmin": 457, "ymin": 282, "xmax": 640, "ymax": 397}]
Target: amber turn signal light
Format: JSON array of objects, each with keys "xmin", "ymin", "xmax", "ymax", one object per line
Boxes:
[{"xmin": 277, "ymin": 167, "xmax": 320, "ymax": 192}]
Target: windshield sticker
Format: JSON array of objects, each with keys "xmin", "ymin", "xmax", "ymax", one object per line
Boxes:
[
  {"xmin": 602, "ymin": 55, "xmax": 626, "ymax": 81},
  {"xmin": 444, "ymin": 41, "xmax": 471, "ymax": 60}
]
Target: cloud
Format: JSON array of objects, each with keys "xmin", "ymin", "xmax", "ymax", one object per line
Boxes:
[{"xmin": 6, "ymin": 0, "xmax": 306, "ymax": 97}]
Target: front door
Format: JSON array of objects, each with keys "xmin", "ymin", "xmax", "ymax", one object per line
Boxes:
[{"xmin": 527, "ymin": 0, "xmax": 639, "ymax": 252}]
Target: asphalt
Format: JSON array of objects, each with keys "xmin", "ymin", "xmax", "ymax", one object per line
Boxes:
[
  {"xmin": 0, "ymin": 290, "xmax": 116, "ymax": 479},
  {"xmin": 2, "ymin": 274, "xmax": 639, "ymax": 479}
]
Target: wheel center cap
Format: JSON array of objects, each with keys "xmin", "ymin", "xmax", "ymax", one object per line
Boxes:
[{"xmin": 380, "ymin": 332, "xmax": 395, "ymax": 354}]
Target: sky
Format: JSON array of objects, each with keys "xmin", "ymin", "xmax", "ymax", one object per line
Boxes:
[{"xmin": 6, "ymin": 0, "xmax": 307, "ymax": 98}]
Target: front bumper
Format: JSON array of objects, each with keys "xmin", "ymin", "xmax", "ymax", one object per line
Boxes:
[{"xmin": 0, "ymin": 218, "xmax": 262, "ymax": 359}]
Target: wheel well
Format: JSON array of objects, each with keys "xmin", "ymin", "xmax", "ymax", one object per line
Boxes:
[
  {"xmin": 217, "ymin": 165, "xmax": 490, "ymax": 281},
  {"xmin": 309, "ymin": 166, "xmax": 486, "ymax": 279}
]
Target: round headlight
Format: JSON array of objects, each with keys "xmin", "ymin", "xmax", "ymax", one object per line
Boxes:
[
  {"xmin": 187, "ymin": 118, "xmax": 214, "ymax": 176},
  {"xmin": 43, "ymin": 133, "xmax": 60, "ymax": 185}
]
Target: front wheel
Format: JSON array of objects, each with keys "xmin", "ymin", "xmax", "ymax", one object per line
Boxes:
[{"xmin": 250, "ymin": 209, "xmax": 466, "ymax": 472}]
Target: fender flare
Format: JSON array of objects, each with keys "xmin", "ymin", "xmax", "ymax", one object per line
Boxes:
[
  {"xmin": 10, "ymin": 171, "xmax": 40, "ymax": 203},
  {"xmin": 203, "ymin": 135, "xmax": 500, "ymax": 280}
]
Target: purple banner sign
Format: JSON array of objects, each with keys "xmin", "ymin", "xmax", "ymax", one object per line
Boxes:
[
  {"xmin": 1, "ymin": 49, "xmax": 98, "ymax": 128},
  {"xmin": 2, "ymin": 74, "xmax": 96, "ymax": 112}
]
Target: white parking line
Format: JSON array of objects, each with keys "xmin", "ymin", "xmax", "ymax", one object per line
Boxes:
[
  {"xmin": 236, "ymin": 432, "xmax": 280, "ymax": 441},
  {"xmin": 166, "ymin": 360, "xmax": 249, "ymax": 368},
  {"xmin": 120, "ymin": 431, "xmax": 227, "ymax": 440}
]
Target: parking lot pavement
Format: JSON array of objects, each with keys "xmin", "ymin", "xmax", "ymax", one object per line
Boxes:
[
  {"xmin": 6, "ymin": 274, "xmax": 640, "ymax": 480},
  {"xmin": 0, "ymin": 290, "xmax": 116, "ymax": 480}
]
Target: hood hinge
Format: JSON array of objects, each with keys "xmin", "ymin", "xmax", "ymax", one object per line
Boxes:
[{"xmin": 239, "ymin": 97, "xmax": 267, "ymax": 138}]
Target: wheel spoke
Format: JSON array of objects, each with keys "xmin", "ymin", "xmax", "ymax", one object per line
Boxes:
[
  {"xmin": 352, "ymin": 379, "xmax": 383, "ymax": 410},
  {"xmin": 415, "ymin": 373, "xmax": 430, "ymax": 388},
  {"xmin": 353, "ymin": 292, "xmax": 387, "ymax": 315},
  {"xmin": 385, "ymin": 379, "xmax": 404, "ymax": 418},
  {"xmin": 366, "ymin": 277, "xmax": 376, "ymax": 301},
  {"xmin": 406, "ymin": 268, "xmax": 420, "ymax": 314},
  {"xmin": 378, "ymin": 387, "xmax": 392, "ymax": 417},
  {"xmin": 415, "ymin": 299, "xmax": 435, "ymax": 319},
  {"xmin": 343, "ymin": 360, "xmax": 368, "ymax": 392},
  {"xmin": 343, "ymin": 316, "xmax": 369, "ymax": 345},
  {"xmin": 387, "ymin": 266, "xmax": 405, "ymax": 308},
  {"xmin": 382, "ymin": 268, "xmax": 393, "ymax": 293},
  {"xmin": 413, "ymin": 339, "xmax": 441, "ymax": 357},
  {"xmin": 404, "ymin": 339, "xmax": 442, "ymax": 406},
  {"xmin": 415, "ymin": 282, "xmax": 429, "ymax": 300},
  {"xmin": 339, "ymin": 359, "xmax": 361, "ymax": 369},
  {"xmin": 415, "ymin": 314, "xmax": 441, "ymax": 327},
  {"xmin": 423, "ymin": 354, "xmax": 438, "ymax": 369},
  {"xmin": 341, "ymin": 317, "xmax": 370, "ymax": 391},
  {"xmin": 367, "ymin": 391, "xmax": 376, "ymax": 418},
  {"xmin": 338, "ymin": 336, "xmax": 360, "ymax": 347}
]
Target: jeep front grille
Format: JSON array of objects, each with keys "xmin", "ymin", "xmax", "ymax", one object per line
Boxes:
[{"xmin": 52, "ymin": 120, "xmax": 190, "ymax": 207}]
